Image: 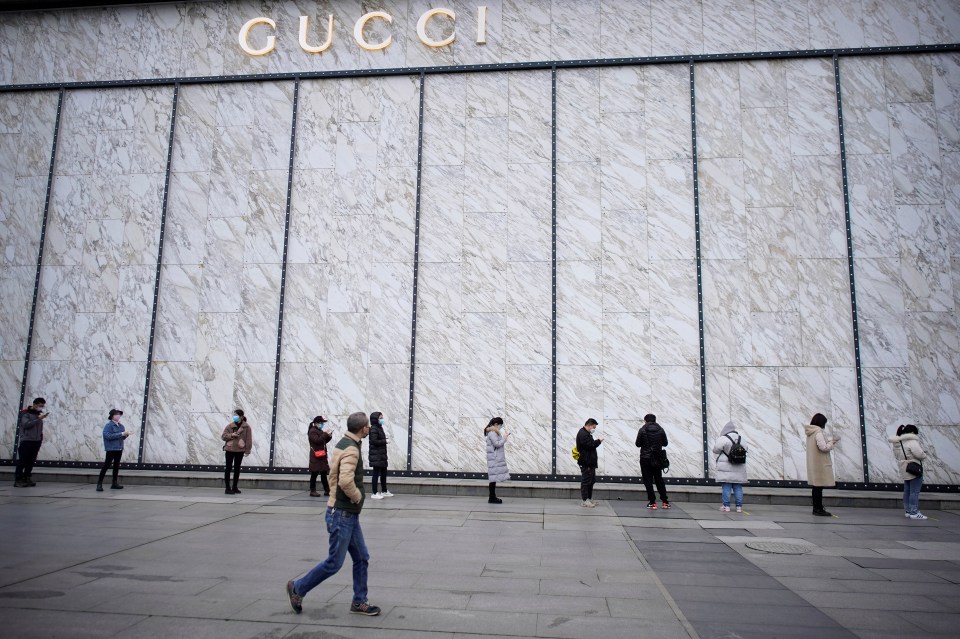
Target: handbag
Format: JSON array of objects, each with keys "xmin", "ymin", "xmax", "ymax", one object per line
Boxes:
[
  {"xmin": 658, "ymin": 449, "xmax": 670, "ymax": 473},
  {"xmin": 313, "ymin": 449, "xmax": 326, "ymax": 459},
  {"xmin": 900, "ymin": 441, "xmax": 922, "ymax": 477}
]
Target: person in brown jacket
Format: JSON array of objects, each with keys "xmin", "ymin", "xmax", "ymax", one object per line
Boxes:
[
  {"xmin": 308, "ymin": 415, "xmax": 333, "ymax": 497},
  {"xmin": 805, "ymin": 412, "xmax": 839, "ymax": 517},
  {"xmin": 222, "ymin": 409, "xmax": 253, "ymax": 495}
]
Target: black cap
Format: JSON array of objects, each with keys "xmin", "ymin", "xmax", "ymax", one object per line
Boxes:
[
  {"xmin": 109, "ymin": 409, "xmax": 123, "ymax": 418},
  {"xmin": 314, "ymin": 415, "xmax": 327, "ymax": 423}
]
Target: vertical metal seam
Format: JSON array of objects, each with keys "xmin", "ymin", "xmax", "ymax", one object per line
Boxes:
[
  {"xmin": 689, "ymin": 61, "xmax": 709, "ymax": 480},
  {"xmin": 268, "ymin": 78, "xmax": 301, "ymax": 468},
  {"xmin": 551, "ymin": 66, "xmax": 558, "ymax": 476},
  {"xmin": 14, "ymin": 88, "xmax": 65, "ymax": 458},
  {"xmin": 833, "ymin": 55, "xmax": 869, "ymax": 482},
  {"xmin": 406, "ymin": 71, "xmax": 426, "ymax": 472},
  {"xmin": 137, "ymin": 83, "xmax": 180, "ymax": 464}
]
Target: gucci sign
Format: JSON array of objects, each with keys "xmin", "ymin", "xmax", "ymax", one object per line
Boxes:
[{"xmin": 239, "ymin": 7, "xmax": 489, "ymax": 56}]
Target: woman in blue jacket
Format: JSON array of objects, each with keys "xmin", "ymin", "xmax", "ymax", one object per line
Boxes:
[{"xmin": 97, "ymin": 408, "xmax": 130, "ymax": 491}]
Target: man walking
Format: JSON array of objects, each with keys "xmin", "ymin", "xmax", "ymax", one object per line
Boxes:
[
  {"xmin": 14, "ymin": 398, "xmax": 48, "ymax": 487},
  {"xmin": 286, "ymin": 411, "xmax": 381, "ymax": 616},
  {"xmin": 576, "ymin": 418, "xmax": 603, "ymax": 507}
]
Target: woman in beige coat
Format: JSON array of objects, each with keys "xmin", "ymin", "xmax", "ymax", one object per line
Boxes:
[
  {"xmin": 889, "ymin": 424, "xmax": 928, "ymax": 520},
  {"xmin": 805, "ymin": 412, "xmax": 839, "ymax": 517}
]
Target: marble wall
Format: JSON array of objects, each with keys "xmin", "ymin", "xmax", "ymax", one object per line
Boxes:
[{"xmin": 1, "ymin": 1, "xmax": 959, "ymax": 484}]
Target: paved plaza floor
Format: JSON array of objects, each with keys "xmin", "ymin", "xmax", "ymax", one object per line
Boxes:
[{"xmin": 1, "ymin": 482, "xmax": 959, "ymax": 639}]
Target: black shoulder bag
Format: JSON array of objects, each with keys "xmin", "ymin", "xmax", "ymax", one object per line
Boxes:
[{"xmin": 900, "ymin": 441, "xmax": 923, "ymax": 477}]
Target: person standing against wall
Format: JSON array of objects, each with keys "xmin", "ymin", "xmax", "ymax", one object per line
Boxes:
[
  {"xmin": 222, "ymin": 409, "xmax": 252, "ymax": 495},
  {"xmin": 485, "ymin": 417, "xmax": 510, "ymax": 504},
  {"xmin": 576, "ymin": 418, "xmax": 603, "ymax": 507},
  {"xmin": 636, "ymin": 413, "xmax": 670, "ymax": 509},
  {"xmin": 712, "ymin": 420, "xmax": 747, "ymax": 512},
  {"xmin": 13, "ymin": 398, "xmax": 48, "ymax": 487},
  {"xmin": 308, "ymin": 416, "xmax": 333, "ymax": 497},
  {"xmin": 890, "ymin": 424, "xmax": 928, "ymax": 520},
  {"xmin": 96, "ymin": 409, "xmax": 130, "ymax": 491},
  {"xmin": 367, "ymin": 411, "xmax": 392, "ymax": 499},
  {"xmin": 805, "ymin": 412, "xmax": 839, "ymax": 517}
]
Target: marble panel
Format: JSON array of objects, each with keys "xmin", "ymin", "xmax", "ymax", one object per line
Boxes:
[
  {"xmin": 460, "ymin": 312, "xmax": 506, "ymax": 418},
  {"xmin": 556, "ymin": 260, "xmax": 602, "ymax": 366},
  {"xmin": 41, "ymin": 409, "xmax": 103, "ymax": 463},
  {"xmin": 77, "ymin": 218, "xmax": 123, "ymax": 314},
  {"xmin": 118, "ymin": 174, "xmax": 165, "ymax": 266},
  {"xmin": 745, "ymin": 207, "xmax": 797, "ymax": 259},
  {"xmin": 464, "ymin": 116, "xmax": 509, "ymax": 214},
  {"xmin": 423, "ymin": 76, "xmax": 467, "ymax": 168},
  {"xmin": 748, "ymin": 258, "xmax": 800, "ymax": 313},
  {"xmin": 600, "ymin": 111, "xmax": 646, "ymax": 212},
  {"xmin": 861, "ymin": 367, "xmax": 913, "ymax": 483},
  {"xmin": 0, "ymin": 360, "xmax": 24, "ymax": 456},
  {"xmin": 602, "ymin": 312, "xmax": 651, "ymax": 420},
  {"xmin": 112, "ymin": 265, "xmax": 157, "ymax": 363},
  {"xmin": 602, "ymin": 253, "xmax": 649, "ymax": 314},
  {"xmin": 163, "ymin": 172, "xmax": 210, "ymax": 263},
  {"xmin": 411, "ymin": 363, "xmax": 460, "ymax": 471},
  {"xmin": 742, "ymin": 106, "xmax": 792, "ymax": 207},
  {"xmin": 232, "ymin": 361, "xmax": 273, "ymax": 467},
  {"xmin": 190, "ymin": 312, "xmax": 239, "ymax": 413},
  {"xmin": 369, "ymin": 262, "xmax": 414, "ymax": 365},
  {"xmin": 864, "ymin": 0, "xmax": 921, "ymax": 47},
  {"xmin": 294, "ymin": 80, "xmax": 338, "ymax": 171},
  {"xmin": 11, "ymin": 92, "xmax": 59, "ymax": 178},
  {"xmin": 934, "ymin": 54, "xmax": 960, "ymax": 155},
  {"xmin": 603, "ymin": 208, "xmax": 648, "ymax": 265},
  {"xmin": 649, "ymin": 365, "xmax": 703, "ymax": 478},
  {"xmin": 906, "ymin": 311, "xmax": 960, "ymax": 424},
  {"xmin": 31, "ymin": 266, "xmax": 78, "ymax": 361},
  {"xmin": 2, "ymin": 177, "xmax": 45, "ymax": 268},
  {"xmin": 237, "ymin": 263, "xmax": 281, "ymax": 364},
  {"xmin": 366, "ymin": 363, "xmax": 411, "ymax": 471},
  {"xmin": 898, "ymin": 204, "xmax": 954, "ymax": 312},
  {"xmin": 890, "ymin": 101, "xmax": 944, "ymax": 205},
  {"xmin": 808, "ymin": 0, "xmax": 865, "ymax": 49},
  {"xmin": 12, "ymin": 13, "xmax": 57, "ymax": 85},
  {"xmin": 506, "ymin": 261, "xmax": 551, "ymax": 366},
  {"xmin": 838, "ymin": 57, "xmax": 889, "ymax": 156},
  {"xmin": 645, "ymin": 65, "xmax": 691, "ymax": 161},
  {"xmin": 557, "ymin": 160, "xmax": 602, "ymax": 261},
  {"xmin": 599, "ymin": 0, "xmax": 651, "ymax": 58},
  {"xmin": 506, "ymin": 162, "xmax": 551, "ymax": 263},
  {"xmin": 463, "ymin": 214, "xmax": 507, "ymax": 312},
  {"xmin": 326, "ymin": 258, "xmax": 372, "ymax": 314},
  {"xmin": 556, "ymin": 364, "xmax": 602, "ymax": 476},
  {"xmin": 919, "ymin": 0, "xmax": 960, "ymax": 45},
  {"xmin": 25, "ymin": 359, "xmax": 78, "ymax": 416},
  {"xmin": 791, "ymin": 155, "xmax": 847, "ymax": 259},
  {"xmin": 501, "ymin": 0, "xmax": 551, "ymax": 63},
  {"xmin": 70, "ymin": 312, "xmax": 113, "ymax": 411},
  {"xmin": 457, "ymin": 417, "xmax": 489, "ymax": 474},
  {"xmin": 702, "ymin": 259, "xmax": 751, "ymax": 368},
  {"xmin": 170, "ymin": 85, "xmax": 217, "ymax": 174},
  {"xmin": 207, "ymin": 125, "xmax": 252, "ymax": 218},
  {"xmin": 143, "ymin": 360, "xmax": 194, "ymax": 463},
  {"xmin": 778, "ymin": 366, "xmax": 830, "ymax": 482},
  {"xmin": 751, "ymin": 312, "xmax": 802, "ymax": 367},
  {"xmin": 647, "ymin": 160, "xmax": 695, "ymax": 260},
  {"xmin": 754, "ymin": 0, "xmax": 810, "ymax": 51},
  {"xmin": 918, "ymin": 425, "xmax": 960, "ymax": 485},
  {"xmin": 885, "ymin": 54, "xmax": 934, "ymax": 103},
  {"xmin": 0, "ymin": 15, "xmax": 17, "ymax": 85},
  {"xmin": 378, "ymin": 75, "xmax": 420, "ymax": 168},
  {"xmin": 418, "ymin": 165, "xmax": 464, "ymax": 263},
  {"xmin": 649, "ymin": 260, "xmax": 699, "ymax": 367},
  {"xmin": 186, "ymin": 412, "xmax": 234, "ymax": 466},
  {"xmin": 702, "ymin": 0, "xmax": 755, "ymax": 54},
  {"xmin": 372, "ymin": 164, "xmax": 416, "ymax": 262},
  {"xmin": 508, "ymin": 70, "xmax": 551, "ymax": 164},
  {"xmin": 706, "ymin": 366, "xmax": 777, "ymax": 480},
  {"xmin": 178, "ymin": 1, "xmax": 227, "ymax": 77},
  {"xmin": 798, "ymin": 258, "xmax": 855, "ymax": 367},
  {"xmin": 854, "ymin": 257, "xmax": 909, "ymax": 369},
  {"xmin": 415, "ymin": 261, "xmax": 462, "ymax": 365},
  {"xmin": 786, "ymin": 59, "xmax": 840, "ymax": 157},
  {"xmin": 504, "ymin": 363, "xmax": 551, "ymax": 474},
  {"xmin": 287, "ymin": 168, "xmax": 334, "ymax": 265},
  {"xmin": 244, "ymin": 170, "xmax": 286, "ymax": 265},
  {"xmin": 694, "ymin": 63, "xmax": 741, "ymax": 160},
  {"xmin": 699, "ymin": 158, "xmax": 747, "ymax": 260},
  {"xmin": 550, "ymin": 0, "xmax": 600, "ymax": 60},
  {"xmin": 279, "ymin": 264, "xmax": 328, "ymax": 364},
  {"xmin": 599, "ymin": 419, "xmax": 641, "ymax": 477},
  {"xmin": 738, "ymin": 60, "xmax": 786, "ymax": 110},
  {"xmin": 152, "ymin": 264, "xmax": 200, "ymax": 362},
  {"xmin": 249, "ymin": 82, "xmax": 294, "ymax": 172},
  {"xmin": 848, "ymin": 154, "xmax": 897, "ymax": 259},
  {"xmin": 274, "ymin": 361, "xmax": 325, "ymax": 468},
  {"xmin": 651, "ymin": 0, "xmax": 703, "ymax": 56},
  {"xmin": 45, "ymin": 176, "xmax": 89, "ymax": 267},
  {"xmin": 137, "ymin": 6, "xmax": 184, "ymax": 79},
  {"xmin": 198, "ymin": 216, "xmax": 245, "ymax": 313},
  {"xmin": 333, "ymin": 120, "xmax": 378, "ymax": 215},
  {"xmin": 557, "ymin": 68, "xmax": 600, "ymax": 163},
  {"xmin": 0, "ymin": 266, "xmax": 34, "ymax": 361},
  {"xmin": 830, "ymin": 366, "xmax": 865, "ymax": 482}
]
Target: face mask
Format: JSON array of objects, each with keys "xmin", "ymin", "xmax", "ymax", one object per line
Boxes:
[
  {"xmin": 379, "ymin": 418, "xmax": 384, "ymax": 425},
  {"xmin": 232, "ymin": 415, "xmax": 240, "ymax": 423}
]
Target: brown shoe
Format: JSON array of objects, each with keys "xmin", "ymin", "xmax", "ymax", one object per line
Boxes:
[{"xmin": 309, "ymin": 491, "xmax": 322, "ymax": 497}]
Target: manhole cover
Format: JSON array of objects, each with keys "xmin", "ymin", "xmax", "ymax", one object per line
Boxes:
[{"xmin": 744, "ymin": 541, "xmax": 812, "ymax": 555}]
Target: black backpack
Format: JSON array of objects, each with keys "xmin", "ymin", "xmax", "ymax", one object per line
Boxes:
[{"xmin": 723, "ymin": 433, "xmax": 747, "ymax": 465}]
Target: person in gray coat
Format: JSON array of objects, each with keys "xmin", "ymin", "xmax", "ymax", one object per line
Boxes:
[
  {"xmin": 485, "ymin": 417, "xmax": 510, "ymax": 504},
  {"xmin": 712, "ymin": 421, "xmax": 748, "ymax": 512}
]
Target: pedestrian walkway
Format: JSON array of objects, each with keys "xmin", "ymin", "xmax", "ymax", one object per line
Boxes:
[{"xmin": 0, "ymin": 482, "xmax": 958, "ymax": 638}]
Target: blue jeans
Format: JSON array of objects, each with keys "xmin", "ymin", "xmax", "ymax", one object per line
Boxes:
[
  {"xmin": 721, "ymin": 483, "xmax": 743, "ymax": 507},
  {"xmin": 903, "ymin": 476, "xmax": 923, "ymax": 515},
  {"xmin": 294, "ymin": 506, "xmax": 369, "ymax": 604}
]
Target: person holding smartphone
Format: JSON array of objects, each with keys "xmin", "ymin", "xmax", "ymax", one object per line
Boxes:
[
  {"xmin": 308, "ymin": 416, "xmax": 333, "ymax": 497},
  {"xmin": 14, "ymin": 398, "xmax": 48, "ymax": 487},
  {"xmin": 97, "ymin": 409, "xmax": 130, "ymax": 491},
  {"xmin": 221, "ymin": 409, "xmax": 253, "ymax": 494}
]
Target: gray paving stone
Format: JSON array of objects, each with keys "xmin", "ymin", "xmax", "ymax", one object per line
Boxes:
[
  {"xmin": 466, "ymin": 592, "xmax": 608, "ymax": 615},
  {"xmin": 536, "ymin": 614, "xmax": 690, "ymax": 639},
  {"xmin": 796, "ymin": 590, "xmax": 955, "ymax": 613},
  {"xmin": 0, "ymin": 608, "xmax": 146, "ymax": 638},
  {"xmin": 664, "ymin": 584, "xmax": 806, "ymax": 606},
  {"xmin": 381, "ymin": 607, "xmax": 538, "ymax": 635}
]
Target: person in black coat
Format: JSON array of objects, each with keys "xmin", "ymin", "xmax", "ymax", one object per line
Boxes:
[
  {"xmin": 576, "ymin": 418, "xmax": 603, "ymax": 508},
  {"xmin": 636, "ymin": 413, "xmax": 669, "ymax": 509},
  {"xmin": 368, "ymin": 411, "xmax": 391, "ymax": 499},
  {"xmin": 307, "ymin": 416, "xmax": 333, "ymax": 497}
]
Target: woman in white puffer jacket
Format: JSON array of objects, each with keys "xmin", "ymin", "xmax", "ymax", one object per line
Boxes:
[{"xmin": 889, "ymin": 424, "xmax": 928, "ymax": 520}]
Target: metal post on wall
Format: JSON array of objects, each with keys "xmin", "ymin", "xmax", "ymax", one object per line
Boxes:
[
  {"xmin": 550, "ymin": 65, "xmax": 558, "ymax": 476},
  {"xmin": 406, "ymin": 71, "xmax": 427, "ymax": 472}
]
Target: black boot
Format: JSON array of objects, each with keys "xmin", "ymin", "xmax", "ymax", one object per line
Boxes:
[
  {"xmin": 232, "ymin": 485, "xmax": 241, "ymax": 494},
  {"xmin": 110, "ymin": 480, "xmax": 124, "ymax": 489},
  {"xmin": 812, "ymin": 508, "xmax": 832, "ymax": 517},
  {"xmin": 96, "ymin": 480, "xmax": 103, "ymax": 492},
  {"xmin": 488, "ymin": 482, "xmax": 502, "ymax": 504},
  {"xmin": 225, "ymin": 479, "xmax": 234, "ymax": 495}
]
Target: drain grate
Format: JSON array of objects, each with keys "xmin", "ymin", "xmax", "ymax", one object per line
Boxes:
[{"xmin": 744, "ymin": 541, "xmax": 812, "ymax": 555}]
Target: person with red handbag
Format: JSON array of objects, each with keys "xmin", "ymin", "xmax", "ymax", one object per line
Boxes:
[{"xmin": 308, "ymin": 416, "xmax": 333, "ymax": 497}]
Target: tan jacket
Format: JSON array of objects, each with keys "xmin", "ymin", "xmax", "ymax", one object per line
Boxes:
[
  {"xmin": 889, "ymin": 433, "xmax": 927, "ymax": 481},
  {"xmin": 805, "ymin": 425, "xmax": 837, "ymax": 487},
  {"xmin": 327, "ymin": 431, "xmax": 364, "ymax": 509},
  {"xmin": 222, "ymin": 421, "xmax": 253, "ymax": 455}
]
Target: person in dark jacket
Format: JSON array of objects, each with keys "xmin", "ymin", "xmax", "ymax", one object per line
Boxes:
[
  {"xmin": 576, "ymin": 418, "xmax": 603, "ymax": 508},
  {"xmin": 308, "ymin": 416, "xmax": 333, "ymax": 497},
  {"xmin": 97, "ymin": 408, "xmax": 130, "ymax": 491},
  {"xmin": 367, "ymin": 411, "xmax": 391, "ymax": 499},
  {"xmin": 14, "ymin": 397, "xmax": 48, "ymax": 487},
  {"xmin": 636, "ymin": 413, "xmax": 669, "ymax": 509}
]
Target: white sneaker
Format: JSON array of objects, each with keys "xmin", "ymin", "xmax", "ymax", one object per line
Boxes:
[
  {"xmin": 905, "ymin": 512, "xmax": 911, "ymax": 518},
  {"xmin": 382, "ymin": 491, "xmax": 394, "ymax": 497},
  {"xmin": 581, "ymin": 500, "xmax": 596, "ymax": 508},
  {"xmin": 735, "ymin": 506, "xmax": 742, "ymax": 513},
  {"xmin": 370, "ymin": 492, "xmax": 384, "ymax": 500},
  {"xmin": 588, "ymin": 499, "xmax": 597, "ymax": 506},
  {"xmin": 720, "ymin": 505, "xmax": 730, "ymax": 512},
  {"xmin": 908, "ymin": 512, "xmax": 928, "ymax": 520}
]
